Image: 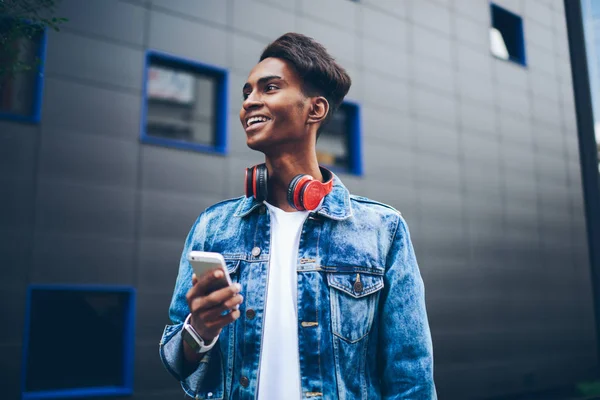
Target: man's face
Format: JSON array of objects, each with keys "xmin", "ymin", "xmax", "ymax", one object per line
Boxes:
[{"xmin": 240, "ymin": 57, "xmax": 310, "ymax": 152}]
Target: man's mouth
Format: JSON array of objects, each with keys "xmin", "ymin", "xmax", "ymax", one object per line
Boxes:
[{"xmin": 245, "ymin": 115, "xmax": 271, "ymax": 131}]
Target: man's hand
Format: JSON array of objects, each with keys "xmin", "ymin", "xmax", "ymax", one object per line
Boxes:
[{"xmin": 183, "ymin": 269, "xmax": 243, "ymax": 363}]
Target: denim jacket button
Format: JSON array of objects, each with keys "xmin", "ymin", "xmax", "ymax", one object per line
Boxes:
[
  {"xmin": 246, "ymin": 308, "xmax": 256, "ymax": 319},
  {"xmin": 240, "ymin": 376, "xmax": 250, "ymax": 387},
  {"xmin": 353, "ymin": 281, "xmax": 364, "ymax": 293},
  {"xmin": 251, "ymin": 247, "xmax": 261, "ymax": 257}
]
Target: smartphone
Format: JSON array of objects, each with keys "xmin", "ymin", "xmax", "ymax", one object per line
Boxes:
[{"xmin": 188, "ymin": 251, "xmax": 235, "ymax": 296}]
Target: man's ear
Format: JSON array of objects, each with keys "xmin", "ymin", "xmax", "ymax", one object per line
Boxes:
[{"xmin": 307, "ymin": 96, "xmax": 329, "ymax": 125}]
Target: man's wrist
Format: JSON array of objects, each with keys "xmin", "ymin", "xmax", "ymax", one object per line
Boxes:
[{"xmin": 182, "ymin": 314, "xmax": 219, "ymax": 354}]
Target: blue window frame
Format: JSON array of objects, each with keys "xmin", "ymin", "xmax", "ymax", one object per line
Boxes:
[
  {"xmin": 141, "ymin": 50, "xmax": 228, "ymax": 155},
  {"xmin": 316, "ymin": 101, "xmax": 363, "ymax": 176},
  {"xmin": 0, "ymin": 20, "xmax": 47, "ymax": 123},
  {"xmin": 21, "ymin": 285, "xmax": 136, "ymax": 400},
  {"xmin": 490, "ymin": 3, "xmax": 527, "ymax": 66}
]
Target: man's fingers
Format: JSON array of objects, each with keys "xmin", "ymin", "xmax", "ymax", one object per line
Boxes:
[
  {"xmin": 197, "ymin": 269, "xmax": 223, "ymax": 296},
  {"xmin": 189, "ymin": 268, "xmax": 222, "ymax": 298},
  {"xmin": 200, "ymin": 294, "xmax": 244, "ymax": 321},
  {"xmin": 203, "ymin": 283, "xmax": 241, "ymax": 308},
  {"xmin": 204, "ymin": 309, "xmax": 241, "ymax": 330},
  {"xmin": 190, "ymin": 283, "xmax": 242, "ymax": 312},
  {"xmin": 189, "ymin": 295, "xmax": 242, "ymax": 341},
  {"xmin": 186, "ymin": 269, "xmax": 217, "ymax": 304}
]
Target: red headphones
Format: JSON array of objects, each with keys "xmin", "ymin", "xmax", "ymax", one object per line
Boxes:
[{"xmin": 245, "ymin": 164, "xmax": 334, "ymax": 211}]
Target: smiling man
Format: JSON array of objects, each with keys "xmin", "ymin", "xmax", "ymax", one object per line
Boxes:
[{"xmin": 160, "ymin": 33, "xmax": 437, "ymax": 399}]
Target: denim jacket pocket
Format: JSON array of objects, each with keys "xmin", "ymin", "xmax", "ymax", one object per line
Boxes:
[
  {"xmin": 223, "ymin": 258, "xmax": 241, "ymax": 282},
  {"xmin": 327, "ymin": 271, "xmax": 384, "ymax": 343}
]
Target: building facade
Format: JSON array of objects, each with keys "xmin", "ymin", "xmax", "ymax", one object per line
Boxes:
[{"xmin": 0, "ymin": 0, "xmax": 596, "ymax": 399}]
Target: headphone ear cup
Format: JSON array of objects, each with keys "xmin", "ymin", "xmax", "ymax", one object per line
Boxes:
[
  {"xmin": 300, "ymin": 180, "xmax": 327, "ymax": 211},
  {"xmin": 245, "ymin": 166, "xmax": 254, "ymax": 198},
  {"xmin": 290, "ymin": 175, "xmax": 314, "ymax": 211},
  {"xmin": 287, "ymin": 174, "xmax": 305, "ymax": 210},
  {"xmin": 256, "ymin": 164, "xmax": 268, "ymax": 202}
]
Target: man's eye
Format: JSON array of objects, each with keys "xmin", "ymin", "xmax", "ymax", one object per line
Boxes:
[{"xmin": 265, "ymin": 84, "xmax": 278, "ymax": 91}]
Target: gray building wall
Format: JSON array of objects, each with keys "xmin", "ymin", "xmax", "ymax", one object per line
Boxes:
[{"xmin": 0, "ymin": 0, "xmax": 596, "ymax": 399}]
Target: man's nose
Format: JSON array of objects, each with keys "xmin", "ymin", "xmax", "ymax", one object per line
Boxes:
[{"xmin": 243, "ymin": 93, "xmax": 262, "ymax": 110}]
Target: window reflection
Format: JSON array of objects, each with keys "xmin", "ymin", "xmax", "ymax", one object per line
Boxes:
[
  {"xmin": 489, "ymin": 4, "xmax": 526, "ymax": 66},
  {"xmin": 317, "ymin": 102, "xmax": 361, "ymax": 175},
  {"xmin": 145, "ymin": 59, "xmax": 216, "ymax": 146},
  {"xmin": 317, "ymin": 105, "xmax": 350, "ymax": 171}
]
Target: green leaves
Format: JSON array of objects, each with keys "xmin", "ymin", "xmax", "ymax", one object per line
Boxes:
[{"xmin": 0, "ymin": 0, "xmax": 67, "ymax": 79}]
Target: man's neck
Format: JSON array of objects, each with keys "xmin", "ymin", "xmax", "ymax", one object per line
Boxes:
[{"xmin": 264, "ymin": 152, "xmax": 322, "ymax": 212}]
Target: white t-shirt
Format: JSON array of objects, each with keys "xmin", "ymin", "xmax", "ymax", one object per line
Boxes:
[{"xmin": 257, "ymin": 202, "xmax": 309, "ymax": 400}]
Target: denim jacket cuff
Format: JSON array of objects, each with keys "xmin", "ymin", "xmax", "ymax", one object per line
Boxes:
[{"xmin": 159, "ymin": 323, "xmax": 212, "ymax": 398}]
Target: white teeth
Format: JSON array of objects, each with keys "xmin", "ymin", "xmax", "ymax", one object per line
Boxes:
[{"xmin": 247, "ymin": 116, "xmax": 269, "ymax": 127}]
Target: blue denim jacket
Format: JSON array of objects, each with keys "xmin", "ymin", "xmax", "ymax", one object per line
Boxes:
[{"xmin": 159, "ymin": 175, "xmax": 437, "ymax": 399}]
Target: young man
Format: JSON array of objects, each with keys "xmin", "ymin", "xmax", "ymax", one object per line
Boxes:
[{"xmin": 160, "ymin": 33, "xmax": 436, "ymax": 399}]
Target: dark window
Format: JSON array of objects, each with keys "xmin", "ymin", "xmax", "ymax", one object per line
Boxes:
[
  {"xmin": 0, "ymin": 19, "xmax": 46, "ymax": 122},
  {"xmin": 490, "ymin": 4, "xmax": 526, "ymax": 66},
  {"xmin": 22, "ymin": 286, "xmax": 135, "ymax": 399},
  {"xmin": 317, "ymin": 101, "xmax": 362, "ymax": 176},
  {"xmin": 141, "ymin": 50, "xmax": 228, "ymax": 154}
]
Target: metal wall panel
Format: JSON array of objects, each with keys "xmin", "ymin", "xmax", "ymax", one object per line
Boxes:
[{"xmin": 0, "ymin": 0, "xmax": 595, "ymax": 399}]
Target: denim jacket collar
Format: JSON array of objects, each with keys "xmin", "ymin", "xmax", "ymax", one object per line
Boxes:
[{"xmin": 233, "ymin": 173, "xmax": 353, "ymax": 220}]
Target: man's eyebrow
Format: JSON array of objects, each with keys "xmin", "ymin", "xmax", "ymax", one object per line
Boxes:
[{"xmin": 242, "ymin": 75, "xmax": 283, "ymax": 92}]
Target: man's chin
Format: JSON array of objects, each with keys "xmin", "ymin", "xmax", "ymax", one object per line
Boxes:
[
  {"xmin": 246, "ymin": 137, "xmax": 266, "ymax": 152},
  {"xmin": 246, "ymin": 131, "xmax": 273, "ymax": 152}
]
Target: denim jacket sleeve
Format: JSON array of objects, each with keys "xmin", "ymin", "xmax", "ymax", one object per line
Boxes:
[
  {"xmin": 159, "ymin": 213, "xmax": 224, "ymax": 399},
  {"xmin": 378, "ymin": 215, "xmax": 437, "ymax": 399}
]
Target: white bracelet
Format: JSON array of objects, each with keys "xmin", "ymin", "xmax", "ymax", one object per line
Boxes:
[{"xmin": 183, "ymin": 314, "xmax": 219, "ymax": 352}]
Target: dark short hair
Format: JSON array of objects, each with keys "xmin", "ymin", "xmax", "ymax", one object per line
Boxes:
[{"xmin": 260, "ymin": 32, "xmax": 352, "ymax": 137}]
